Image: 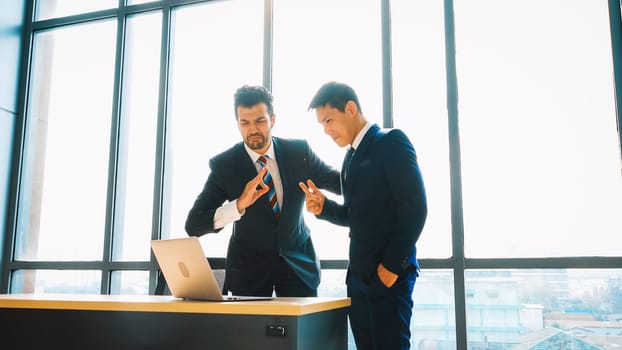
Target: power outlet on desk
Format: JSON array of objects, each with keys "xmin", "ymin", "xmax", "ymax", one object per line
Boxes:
[{"xmin": 266, "ymin": 324, "xmax": 288, "ymax": 337}]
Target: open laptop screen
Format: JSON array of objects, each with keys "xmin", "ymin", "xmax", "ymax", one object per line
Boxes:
[{"xmin": 151, "ymin": 237, "xmax": 273, "ymax": 302}]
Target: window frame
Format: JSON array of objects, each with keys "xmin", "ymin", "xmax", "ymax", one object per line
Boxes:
[{"xmin": 2, "ymin": 1, "xmax": 622, "ymax": 349}]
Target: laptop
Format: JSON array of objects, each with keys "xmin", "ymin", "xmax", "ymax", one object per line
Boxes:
[{"xmin": 151, "ymin": 237, "xmax": 274, "ymax": 302}]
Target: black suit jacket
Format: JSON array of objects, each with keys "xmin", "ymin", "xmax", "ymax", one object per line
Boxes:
[
  {"xmin": 319, "ymin": 124, "xmax": 427, "ymax": 280},
  {"xmin": 185, "ymin": 137, "xmax": 341, "ymax": 293}
]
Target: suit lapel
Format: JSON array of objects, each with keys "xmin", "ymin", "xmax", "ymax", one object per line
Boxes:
[
  {"xmin": 234, "ymin": 143, "xmax": 258, "ymax": 181},
  {"xmin": 344, "ymin": 124, "xmax": 380, "ymax": 201},
  {"xmin": 272, "ymin": 138, "xmax": 289, "ymax": 214}
]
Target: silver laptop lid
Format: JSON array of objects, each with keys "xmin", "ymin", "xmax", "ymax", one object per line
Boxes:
[{"xmin": 151, "ymin": 237, "xmax": 225, "ymax": 301}]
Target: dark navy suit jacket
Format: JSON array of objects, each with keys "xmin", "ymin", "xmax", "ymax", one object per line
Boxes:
[
  {"xmin": 319, "ymin": 124, "xmax": 427, "ymax": 280},
  {"xmin": 185, "ymin": 137, "xmax": 341, "ymax": 293}
]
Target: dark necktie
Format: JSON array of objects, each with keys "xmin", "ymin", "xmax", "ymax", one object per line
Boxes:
[
  {"xmin": 257, "ymin": 155, "xmax": 280, "ymax": 218},
  {"xmin": 343, "ymin": 147, "xmax": 355, "ymax": 181}
]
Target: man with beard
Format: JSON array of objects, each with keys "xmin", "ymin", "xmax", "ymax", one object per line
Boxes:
[{"xmin": 185, "ymin": 85, "xmax": 341, "ymax": 297}]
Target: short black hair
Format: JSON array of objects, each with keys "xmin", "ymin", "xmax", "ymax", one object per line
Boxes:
[
  {"xmin": 307, "ymin": 81, "xmax": 363, "ymax": 114},
  {"xmin": 234, "ymin": 85, "xmax": 275, "ymax": 119}
]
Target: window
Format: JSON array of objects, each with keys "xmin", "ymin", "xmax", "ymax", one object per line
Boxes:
[
  {"xmin": 391, "ymin": 0, "xmax": 452, "ymax": 258},
  {"xmin": 5, "ymin": 1, "xmax": 622, "ymax": 349},
  {"xmin": 17, "ymin": 19, "xmax": 117, "ymax": 263},
  {"xmin": 455, "ymin": 0, "xmax": 622, "ymax": 258},
  {"xmin": 165, "ymin": 0, "xmax": 264, "ymax": 257},
  {"xmin": 11, "ymin": 270, "xmax": 101, "ymax": 294},
  {"xmin": 114, "ymin": 11, "xmax": 162, "ymax": 262},
  {"xmin": 272, "ymin": 0, "xmax": 383, "ymax": 259},
  {"xmin": 464, "ymin": 269, "xmax": 622, "ymax": 349}
]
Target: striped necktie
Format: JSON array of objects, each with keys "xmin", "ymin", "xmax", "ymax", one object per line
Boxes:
[{"xmin": 257, "ymin": 155, "xmax": 280, "ymax": 218}]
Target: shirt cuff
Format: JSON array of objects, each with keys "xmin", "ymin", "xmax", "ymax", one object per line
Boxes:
[{"xmin": 213, "ymin": 200, "xmax": 244, "ymax": 229}]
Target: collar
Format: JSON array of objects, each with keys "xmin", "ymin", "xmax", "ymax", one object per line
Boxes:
[
  {"xmin": 351, "ymin": 121, "xmax": 373, "ymax": 151},
  {"xmin": 244, "ymin": 138, "xmax": 276, "ymax": 163}
]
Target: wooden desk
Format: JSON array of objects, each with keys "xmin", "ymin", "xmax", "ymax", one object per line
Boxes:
[{"xmin": 0, "ymin": 294, "xmax": 350, "ymax": 350}]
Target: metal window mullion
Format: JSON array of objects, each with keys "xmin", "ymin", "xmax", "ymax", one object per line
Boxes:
[
  {"xmin": 101, "ymin": 6, "xmax": 128, "ymax": 295},
  {"xmin": 608, "ymin": 0, "xmax": 622, "ymax": 168},
  {"xmin": 406, "ymin": 257, "xmax": 622, "ymax": 270},
  {"xmin": 148, "ymin": 5, "xmax": 173, "ymax": 294},
  {"xmin": 31, "ymin": 9, "xmax": 119, "ymax": 31},
  {"xmin": 381, "ymin": 0, "xmax": 393, "ymax": 128},
  {"xmin": 30, "ymin": 1, "xmax": 183, "ymax": 31},
  {"xmin": 11, "ymin": 260, "xmax": 152, "ymax": 271},
  {"xmin": 1, "ymin": 0, "xmax": 36, "ymax": 294},
  {"xmin": 465, "ymin": 257, "xmax": 622, "ymax": 269},
  {"xmin": 443, "ymin": 0, "xmax": 468, "ymax": 348},
  {"xmin": 263, "ymin": 0, "xmax": 273, "ymax": 91}
]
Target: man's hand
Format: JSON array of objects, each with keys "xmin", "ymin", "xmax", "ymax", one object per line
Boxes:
[
  {"xmin": 298, "ymin": 179, "xmax": 326, "ymax": 215},
  {"xmin": 236, "ymin": 168, "xmax": 269, "ymax": 213},
  {"xmin": 377, "ymin": 263, "xmax": 398, "ymax": 288}
]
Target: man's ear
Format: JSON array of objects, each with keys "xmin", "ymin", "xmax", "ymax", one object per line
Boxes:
[
  {"xmin": 270, "ymin": 114, "xmax": 276, "ymax": 127},
  {"xmin": 345, "ymin": 100, "xmax": 358, "ymax": 118}
]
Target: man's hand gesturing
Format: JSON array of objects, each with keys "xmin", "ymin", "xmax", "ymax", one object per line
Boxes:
[
  {"xmin": 236, "ymin": 167, "xmax": 270, "ymax": 213},
  {"xmin": 298, "ymin": 179, "xmax": 325, "ymax": 215}
]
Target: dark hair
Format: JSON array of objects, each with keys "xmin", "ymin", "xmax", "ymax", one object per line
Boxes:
[
  {"xmin": 307, "ymin": 81, "xmax": 363, "ymax": 114},
  {"xmin": 234, "ymin": 85, "xmax": 275, "ymax": 119}
]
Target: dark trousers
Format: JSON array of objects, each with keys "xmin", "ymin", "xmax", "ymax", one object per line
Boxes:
[
  {"xmin": 233, "ymin": 256, "xmax": 318, "ymax": 297},
  {"xmin": 347, "ymin": 267, "xmax": 417, "ymax": 350}
]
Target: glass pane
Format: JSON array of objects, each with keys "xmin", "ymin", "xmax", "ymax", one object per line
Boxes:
[
  {"xmin": 35, "ymin": 0, "xmax": 118, "ymax": 21},
  {"xmin": 392, "ymin": 0, "xmax": 451, "ymax": 258},
  {"xmin": 113, "ymin": 11, "xmax": 162, "ymax": 261},
  {"xmin": 11, "ymin": 270, "xmax": 101, "ymax": 294},
  {"xmin": 412, "ymin": 270, "xmax": 457, "ymax": 349},
  {"xmin": 16, "ymin": 20, "xmax": 116, "ymax": 261},
  {"xmin": 465, "ymin": 269, "xmax": 622, "ymax": 349},
  {"xmin": 319, "ymin": 269, "xmax": 458, "ymax": 350},
  {"xmin": 272, "ymin": 0, "xmax": 382, "ymax": 259},
  {"xmin": 110, "ymin": 270, "xmax": 149, "ymax": 295},
  {"xmin": 317, "ymin": 269, "xmax": 353, "ymax": 348},
  {"xmin": 166, "ymin": 0, "xmax": 263, "ymax": 257},
  {"xmin": 456, "ymin": 0, "xmax": 622, "ymax": 258},
  {"xmin": 317, "ymin": 269, "xmax": 348, "ymax": 298}
]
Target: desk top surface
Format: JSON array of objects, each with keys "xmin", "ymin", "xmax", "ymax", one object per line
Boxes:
[{"xmin": 0, "ymin": 293, "xmax": 350, "ymax": 316}]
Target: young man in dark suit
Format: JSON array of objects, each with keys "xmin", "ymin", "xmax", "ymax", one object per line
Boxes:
[
  {"xmin": 185, "ymin": 85, "xmax": 341, "ymax": 297},
  {"xmin": 300, "ymin": 81, "xmax": 427, "ymax": 349}
]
